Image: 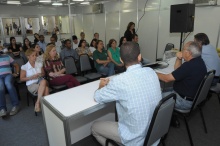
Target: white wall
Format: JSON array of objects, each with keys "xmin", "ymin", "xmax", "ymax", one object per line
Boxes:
[{"xmin": 1, "ymin": 0, "xmax": 220, "ymax": 60}]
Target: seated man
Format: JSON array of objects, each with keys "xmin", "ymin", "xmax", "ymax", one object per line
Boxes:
[
  {"xmin": 132, "ymin": 34, "xmax": 151, "ymax": 65},
  {"xmin": 37, "ymin": 35, "xmax": 47, "ymax": 52},
  {"xmin": 91, "ymin": 42, "xmax": 162, "ymax": 146},
  {"xmin": 157, "ymin": 41, "xmax": 207, "ymax": 110},
  {"xmin": 0, "ymin": 53, "xmax": 20, "ymax": 117},
  {"xmin": 194, "ymin": 33, "xmax": 220, "ymax": 85},
  {"xmin": 60, "ymin": 39, "xmax": 79, "ymax": 61},
  {"xmin": 72, "ymin": 35, "xmax": 79, "ymax": 50}
]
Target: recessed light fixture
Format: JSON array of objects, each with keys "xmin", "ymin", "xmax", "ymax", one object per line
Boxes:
[
  {"xmin": 81, "ymin": 2, "xmax": 89, "ymax": 5},
  {"xmin": 72, "ymin": 0, "xmax": 84, "ymax": 1},
  {"xmin": 7, "ymin": 1, "xmax": 21, "ymax": 4},
  {"xmin": 52, "ymin": 2, "xmax": 63, "ymax": 6},
  {"xmin": 39, "ymin": 0, "xmax": 51, "ymax": 3}
]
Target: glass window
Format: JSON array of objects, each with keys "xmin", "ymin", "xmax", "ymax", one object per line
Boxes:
[
  {"xmin": 2, "ymin": 18, "xmax": 21, "ymax": 36},
  {"xmin": 25, "ymin": 18, "xmax": 40, "ymax": 35},
  {"xmin": 42, "ymin": 16, "xmax": 70, "ymax": 35}
]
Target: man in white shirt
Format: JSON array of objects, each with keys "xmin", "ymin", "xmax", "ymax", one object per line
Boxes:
[
  {"xmin": 72, "ymin": 35, "xmax": 79, "ymax": 50},
  {"xmin": 92, "ymin": 42, "xmax": 162, "ymax": 146}
]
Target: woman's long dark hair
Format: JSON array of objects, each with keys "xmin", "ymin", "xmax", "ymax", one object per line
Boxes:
[{"xmin": 23, "ymin": 38, "xmax": 32, "ymax": 52}]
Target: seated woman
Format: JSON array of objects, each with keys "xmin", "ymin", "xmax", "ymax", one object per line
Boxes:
[
  {"xmin": 76, "ymin": 39, "xmax": 92, "ymax": 57},
  {"xmin": 93, "ymin": 40, "xmax": 115, "ymax": 76},
  {"xmin": 8, "ymin": 37, "xmax": 23, "ymax": 57},
  {"xmin": 44, "ymin": 44, "xmax": 80, "ymax": 88},
  {"xmin": 32, "ymin": 44, "xmax": 43, "ymax": 66},
  {"xmin": 23, "ymin": 38, "xmax": 32, "ymax": 52},
  {"xmin": 118, "ymin": 36, "xmax": 127, "ymax": 48},
  {"xmin": 89, "ymin": 39, "xmax": 97, "ymax": 53},
  {"xmin": 107, "ymin": 39, "xmax": 125, "ymax": 73},
  {"xmin": 20, "ymin": 49, "xmax": 49, "ymax": 112}
]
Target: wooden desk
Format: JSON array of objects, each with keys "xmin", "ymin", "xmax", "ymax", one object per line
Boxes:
[{"xmin": 42, "ymin": 80, "xmax": 115, "ymax": 146}]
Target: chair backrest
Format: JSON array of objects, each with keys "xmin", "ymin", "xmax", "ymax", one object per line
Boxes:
[
  {"xmin": 144, "ymin": 93, "xmax": 176, "ymax": 146},
  {"xmin": 191, "ymin": 70, "xmax": 215, "ymax": 111},
  {"xmin": 14, "ymin": 56, "xmax": 25, "ymax": 67},
  {"xmin": 164, "ymin": 43, "xmax": 174, "ymax": 52},
  {"xmin": 79, "ymin": 54, "xmax": 92, "ymax": 72},
  {"xmin": 64, "ymin": 56, "xmax": 77, "ymax": 75}
]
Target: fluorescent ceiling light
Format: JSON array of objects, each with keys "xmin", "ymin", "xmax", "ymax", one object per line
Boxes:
[
  {"xmin": 52, "ymin": 2, "xmax": 63, "ymax": 6},
  {"xmin": 39, "ymin": 0, "xmax": 51, "ymax": 2},
  {"xmin": 81, "ymin": 2, "xmax": 89, "ymax": 4},
  {"xmin": 7, "ymin": 1, "xmax": 21, "ymax": 4},
  {"xmin": 72, "ymin": 0, "xmax": 84, "ymax": 1}
]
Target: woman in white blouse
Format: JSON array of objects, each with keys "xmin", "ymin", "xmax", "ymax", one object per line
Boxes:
[{"xmin": 20, "ymin": 49, "xmax": 49, "ymax": 112}]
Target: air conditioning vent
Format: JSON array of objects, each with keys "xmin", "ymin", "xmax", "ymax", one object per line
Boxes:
[
  {"xmin": 92, "ymin": 4, "xmax": 104, "ymax": 13},
  {"xmin": 193, "ymin": 0, "xmax": 217, "ymax": 6}
]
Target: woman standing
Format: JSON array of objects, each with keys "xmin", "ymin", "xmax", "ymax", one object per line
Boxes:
[
  {"xmin": 124, "ymin": 22, "xmax": 135, "ymax": 41},
  {"xmin": 44, "ymin": 44, "xmax": 80, "ymax": 88},
  {"xmin": 108, "ymin": 39, "xmax": 125, "ymax": 73},
  {"xmin": 20, "ymin": 49, "xmax": 49, "ymax": 112}
]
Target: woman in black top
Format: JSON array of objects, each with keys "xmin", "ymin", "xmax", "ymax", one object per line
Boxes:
[
  {"xmin": 8, "ymin": 37, "xmax": 22, "ymax": 57},
  {"xmin": 34, "ymin": 33, "xmax": 39, "ymax": 45},
  {"xmin": 124, "ymin": 22, "xmax": 135, "ymax": 41},
  {"xmin": 23, "ymin": 38, "xmax": 32, "ymax": 52},
  {"xmin": 118, "ymin": 36, "xmax": 127, "ymax": 47}
]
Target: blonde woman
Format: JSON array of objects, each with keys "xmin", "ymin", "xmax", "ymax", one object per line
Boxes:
[
  {"xmin": 44, "ymin": 44, "xmax": 80, "ymax": 88},
  {"xmin": 20, "ymin": 49, "xmax": 49, "ymax": 112}
]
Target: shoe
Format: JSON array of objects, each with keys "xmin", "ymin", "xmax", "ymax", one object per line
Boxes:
[
  {"xmin": 35, "ymin": 104, "xmax": 41, "ymax": 112},
  {"xmin": 170, "ymin": 115, "xmax": 180, "ymax": 128},
  {"xmin": 9, "ymin": 106, "xmax": 20, "ymax": 116},
  {"xmin": 0, "ymin": 109, "xmax": 7, "ymax": 117}
]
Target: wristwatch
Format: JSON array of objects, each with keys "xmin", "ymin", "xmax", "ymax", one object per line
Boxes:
[{"xmin": 16, "ymin": 72, "xmax": 19, "ymax": 75}]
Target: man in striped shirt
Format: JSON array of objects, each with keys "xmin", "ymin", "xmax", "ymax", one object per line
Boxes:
[{"xmin": 0, "ymin": 54, "xmax": 20, "ymax": 117}]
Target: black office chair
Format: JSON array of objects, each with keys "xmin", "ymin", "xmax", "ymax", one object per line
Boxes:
[
  {"xmin": 79, "ymin": 54, "xmax": 102, "ymax": 81},
  {"xmin": 156, "ymin": 43, "xmax": 174, "ymax": 61},
  {"xmin": 174, "ymin": 70, "xmax": 215, "ymax": 146},
  {"xmin": 105, "ymin": 93, "xmax": 176, "ymax": 146},
  {"xmin": 209, "ymin": 76, "xmax": 220, "ymax": 104},
  {"xmin": 14, "ymin": 56, "xmax": 26, "ymax": 100},
  {"xmin": 63, "ymin": 56, "xmax": 87, "ymax": 83}
]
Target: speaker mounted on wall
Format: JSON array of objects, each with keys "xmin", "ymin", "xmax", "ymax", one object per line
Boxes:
[{"xmin": 170, "ymin": 3, "xmax": 195, "ymax": 33}]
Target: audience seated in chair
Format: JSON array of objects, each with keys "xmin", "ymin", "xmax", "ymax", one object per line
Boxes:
[
  {"xmin": 157, "ymin": 41, "xmax": 207, "ymax": 126},
  {"xmin": 0, "ymin": 53, "xmax": 20, "ymax": 117},
  {"xmin": 8, "ymin": 37, "xmax": 23, "ymax": 57},
  {"xmin": 194, "ymin": 33, "xmax": 220, "ymax": 86},
  {"xmin": 107, "ymin": 39, "xmax": 125, "ymax": 73},
  {"xmin": 60, "ymin": 39, "xmax": 79, "ymax": 62},
  {"xmin": 91, "ymin": 42, "xmax": 162, "ymax": 146},
  {"xmin": 76, "ymin": 39, "xmax": 92, "ymax": 57},
  {"xmin": 118, "ymin": 36, "xmax": 127, "ymax": 48},
  {"xmin": 32, "ymin": 44, "xmax": 44, "ymax": 66},
  {"xmin": 20, "ymin": 49, "xmax": 49, "ymax": 112},
  {"xmin": 72, "ymin": 35, "xmax": 79, "ymax": 50},
  {"xmin": 132, "ymin": 34, "xmax": 151, "ymax": 65},
  {"xmin": 37, "ymin": 35, "xmax": 47, "ymax": 53},
  {"xmin": 89, "ymin": 38, "xmax": 97, "ymax": 54},
  {"xmin": 44, "ymin": 44, "xmax": 80, "ymax": 89},
  {"xmin": 93, "ymin": 40, "xmax": 115, "ymax": 76}
]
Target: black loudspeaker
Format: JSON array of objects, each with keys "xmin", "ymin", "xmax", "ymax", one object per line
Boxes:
[{"xmin": 170, "ymin": 3, "xmax": 195, "ymax": 33}]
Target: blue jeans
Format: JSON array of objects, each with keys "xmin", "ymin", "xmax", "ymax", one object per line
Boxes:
[
  {"xmin": 97, "ymin": 62, "xmax": 115, "ymax": 77},
  {"xmin": 162, "ymin": 88, "xmax": 193, "ymax": 110},
  {"xmin": 0, "ymin": 74, "xmax": 19, "ymax": 110}
]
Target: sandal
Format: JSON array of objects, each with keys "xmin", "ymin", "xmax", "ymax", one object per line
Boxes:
[{"xmin": 35, "ymin": 103, "xmax": 41, "ymax": 112}]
